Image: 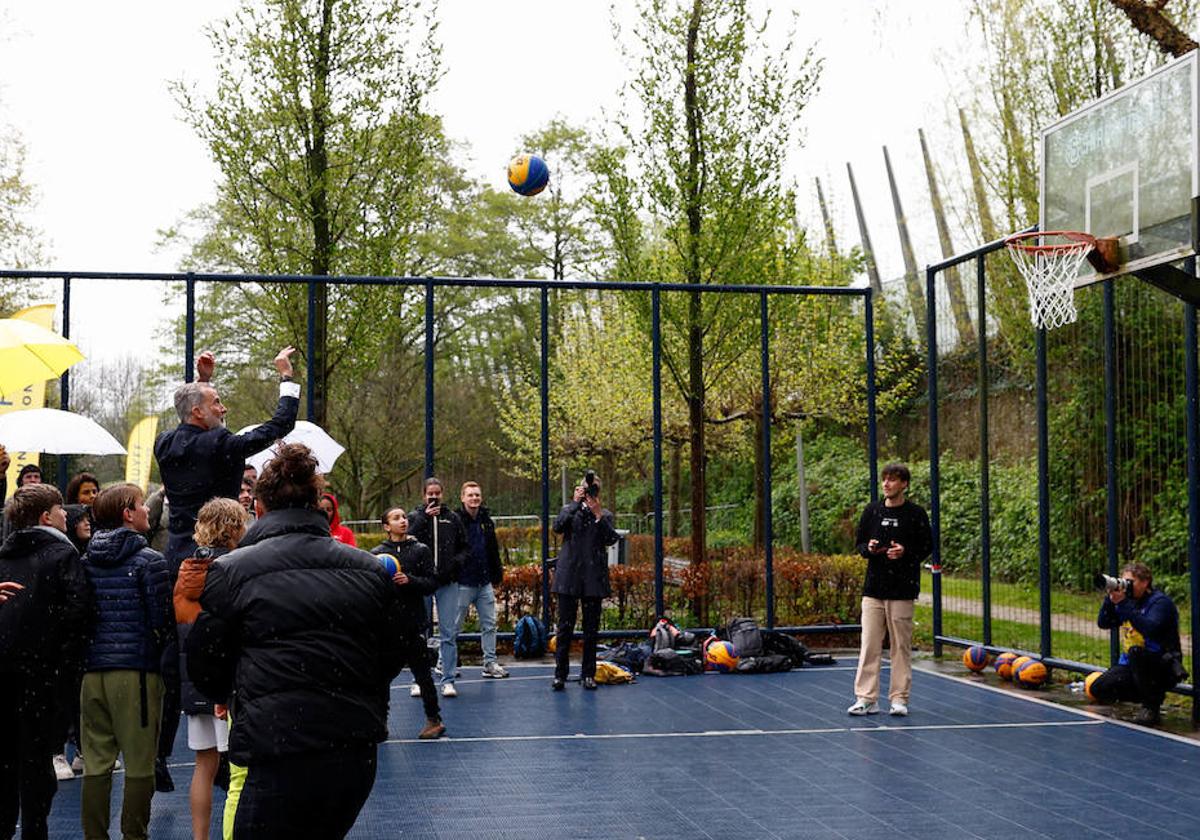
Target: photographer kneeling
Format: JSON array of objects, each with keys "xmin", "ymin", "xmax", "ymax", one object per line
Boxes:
[{"xmin": 1090, "ymin": 563, "xmax": 1185, "ymax": 725}]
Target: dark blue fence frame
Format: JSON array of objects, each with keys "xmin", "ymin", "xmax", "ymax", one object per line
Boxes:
[
  {"xmin": 3, "ymin": 268, "xmax": 879, "ymax": 636},
  {"xmin": 925, "ymin": 237, "xmax": 1200, "ymax": 721}
]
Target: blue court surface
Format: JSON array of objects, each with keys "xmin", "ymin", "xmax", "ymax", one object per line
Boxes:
[{"xmin": 43, "ymin": 661, "xmax": 1200, "ymax": 839}]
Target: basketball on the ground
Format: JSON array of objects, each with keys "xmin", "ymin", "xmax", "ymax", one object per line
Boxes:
[
  {"xmin": 704, "ymin": 640, "xmax": 739, "ymax": 672},
  {"xmin": 507, "ymin": 153, "xmax": 550, "ymax": 196},
  {"xmin": 963, "ymin": 645, "xmax": 990, "ymax": 672},
  {"xmin": 1015, "ymin": 658, "xmax": 1048, "ymax": 687},
  {"xmin": 994, "ymin": 651, "xmax": 1018, "ymax": 680},
  {"xmin": 378, "ymin": 554, "xmax": 400, "ymax": 576},
  {"xmin": 1084, "ymin": 670, "xmax": 1103, "ymax": 701}
]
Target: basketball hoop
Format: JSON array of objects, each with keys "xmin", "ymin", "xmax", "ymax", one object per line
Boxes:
[{"xmin": 1005, "ymin": 231, "xmax": 1096, "ymax": 330}]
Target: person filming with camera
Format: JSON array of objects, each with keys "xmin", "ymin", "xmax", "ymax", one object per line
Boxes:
[{"xmin": 1090, "ymin": 563, "xmax": 1185, "ymax": 725}]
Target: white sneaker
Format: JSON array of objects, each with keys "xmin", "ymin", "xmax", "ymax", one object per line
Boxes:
[
  {"xmin": 70, "ymin": 754, "xmax": 84, "ymax": 772},
  {"xmin": 847, "ymin": 699, "xmax": 879, "ymax": 716},
  {"xmin": 410, "ymin": 683, "xmax": 422, "ymax": 698},
  {"xmin": 441, "ymin": 683, "xmax": 458, "ymax": 698},
  {"xmin": 481, "ymin": 661, "xmax": 509, "ymax": 678},
  {"xmin": 53, "ymin": 754, "xmax": 73, "ymax": 781},
  {"xmin": 889, "ymin": 701, "xmax": 909, "ymax": 717}
]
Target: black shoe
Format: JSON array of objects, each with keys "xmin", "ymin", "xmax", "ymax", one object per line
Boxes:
[
  {"xmin": 582, "ymin": 676, "xmax": 597, "ymax": 690},
  {"xmin": 552, "ymin": 678, "xmax": 565, "ymax": 691},
  {"xmin": 214, "ymin": 754, "xmax": 230, "ymax": 791},
  {"xmin": 154, "ymin": 757, "xmax": 175, "ymax": 793},
  {"xmin": 1135, "ymin": 706, "xmax": 1161, "ymax": 726}
]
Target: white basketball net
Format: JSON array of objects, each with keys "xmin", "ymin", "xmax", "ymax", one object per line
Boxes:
[{"xmin": 1006, "ymin": 234, "xmax": 1094, "ymax": 330}]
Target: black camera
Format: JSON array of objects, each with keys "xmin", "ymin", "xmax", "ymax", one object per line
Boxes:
[
  {"xmin": 583, "ymin": 470, "xmax": 599, "ymax": 498},
  {"xmin": 1094, "ymin": 573, "xmax": 1133, "ymax": 598}
]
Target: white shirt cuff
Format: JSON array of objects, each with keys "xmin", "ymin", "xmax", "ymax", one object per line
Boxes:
[{"xmin": 280, "ymin": 382, "xmax": 301, "ymax": 399}]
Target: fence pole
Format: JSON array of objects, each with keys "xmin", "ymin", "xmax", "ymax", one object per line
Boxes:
[
  {"xmin": 760, "ymin": 292, "xmax": 774, "ymax": 629},
  {"xmin": 976, "ymin": 256, "xmax": 991, "ymax": 645},
  {"xmin": 185, "ymin": 273, "xmax": 196, "ymax": 384},
  {"xmin": 57, "ymin": 277, "xmax": 72, "ymax": 490},
  {"xmin": 652, "ymin": 286, "xmax": 665, "ymax": 618},
  {"xmin": 1036, "ymin": 325, "xmax": 1052, "ymax": 659},
  {"xmin": 1184, "ymin": 257, "xmax": 1200, "ymax": 725},
  {"xmin": 540, "ymin": 287, "xmax": 552, "ymax": 628},
  {"xmin": 306, "ymin": 280, "xmax": 315, "ymax": 419},
  {"xmin": 865, "ymin": 289, "xmax": 878, "ymax": 504},
  {"xmin": 1103, "ymin": 279, "xmax": 1120, "ymax": 667},
  {"xmin": 926, "ymin": 266, "xmax": 942, "ymax": 656},
  {"xmin": 423, "ymin": 279, "xmax": 434, "ymax": 479}
]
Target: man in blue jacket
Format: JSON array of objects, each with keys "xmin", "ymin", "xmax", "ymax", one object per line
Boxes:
[{"xmin": 1091, "ymin": 562, "xmax": 1184, "ymax": 725}]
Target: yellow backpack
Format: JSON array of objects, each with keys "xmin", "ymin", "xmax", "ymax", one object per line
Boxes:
[{"xmin": 594, "ymin": 661, "xmax": 635, "ymax": 684}]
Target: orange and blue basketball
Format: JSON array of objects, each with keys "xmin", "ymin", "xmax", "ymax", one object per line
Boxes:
[
  {"xmin": 1084, "ymin": 670, "xmax": 1103, "ymax": 701},
  {"xmin": 704, "ymin": 640, "xmax": 739, "ymax": 673},
  {"xmin": 507, "ymin": 153, "xmax": 550, "ymax": 196},
  {"xmin": 994, "ymin": 651, "xmax": 1019, "ymax": 680},
  {"xmin": 963, "ymin": 645, "xmax": 990, "ymax": 672},
  {"xmin": 1015, "ymin": 658, "xmax": 1048, "ymax": 687},
  {"xmin": 378, "ymin": 554, "xmax": 400, "ymax": 577}
]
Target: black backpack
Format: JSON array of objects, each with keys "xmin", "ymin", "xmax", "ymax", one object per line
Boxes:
[
  {"xmin": 726, "ymin": 617, "xmax": 764, "ymax": 658},
  {"xmin": 761, "ymin": 630, "xmax": 837, "ymax": 667},
  {"xmin": 735, "ymin": 653, "xmax": 793, "ymax": 674},
  {"xmin": 644, "ymin": 648, "xmax": 704, "ymax": 676},
  {"xmin": 599, "ymin": 641, "xmax": 652, "ymax": 674},
  {"xmin": 513, "ymin": 615, "xmax": 547, "ymax": 659}
]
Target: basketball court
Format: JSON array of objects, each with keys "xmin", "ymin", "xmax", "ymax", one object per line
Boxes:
[{"xmin": 39, "ymin": 661, "xmax": 1200, "ymax": 839}]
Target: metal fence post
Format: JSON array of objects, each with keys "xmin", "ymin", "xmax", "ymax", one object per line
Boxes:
[
  {"xmin": 424, "ymin": 279, "xmax": 434, "ymax": 479},
  {"xmin": 1184, "ymin": 259, "xmax": 1200, "ymax": 724},
  {"xmin": 58, "ymin": 277, "xmax": 72, "ymax": 490},
  {"xmin": 652, "ymin": 286, "xmax": 665, "ymax": 618},
  {"xmin": 306, "ymin": 280, "xmax": 316, "ymax": 419},
  {"xmin": 865, "ymin": 289, "xmax": 878, "ymax": 504},
  {"xmin": 976, "ymin": 256, "xmax": 992, "ymax": 645},
  {"xmin": 1036, "ymin": 326, "xmax": 1052, "ymax": 659},
  {"xmin": 926, "ymin": 266, "xmax": 942, "ymax": 657},
  {"xmin": 1103, "ymin": 279, "xmax": 1120, "ymax": 667},
  {"xmin": 185, "ymin": 273, "xmax": 196, "ymax": 383},
  {"xmin": 760, "ymin": 292, "xmax": 774, "ymax": 629},
  {"xmin": 540, "ymin": 286, "xmax": 552, "ymax": 627}
]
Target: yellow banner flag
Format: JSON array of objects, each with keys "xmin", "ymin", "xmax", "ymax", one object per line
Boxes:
[
  {"xmin": 124, "ymin": 416, "xmax": 159, "ymax": 493},
  {"xmin": 2, "ymin": 304, "xmax": 56, "ymax": 499}
]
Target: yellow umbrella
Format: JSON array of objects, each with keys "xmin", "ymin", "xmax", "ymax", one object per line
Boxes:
[{"xmin": 0, "ymin": 318, "xmax": 85, "ymax": 399}]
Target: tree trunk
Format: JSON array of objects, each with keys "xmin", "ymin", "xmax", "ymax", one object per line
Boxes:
[
  {"xmin": 306, "ymin": 0, "xmax": 335, "ymax": 427},
  {"xmin": 668, "ymin": 440, "xmax": 682, "ymax": 537},
  {"xmin": 752, "ymin": 407, "xmax": 764, "ymax": 550},
  {"xmin": 1108, "ymin": 0, "xmax": 1198, "ymax": 57}
]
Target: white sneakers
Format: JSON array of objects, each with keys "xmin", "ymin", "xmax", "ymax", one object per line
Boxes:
[
  {"xmin": 846, "ymin": 699, "xmax": 879, "ymax": 715},
  {"xmin": 481, "ymin": 661, "xmax": 509, "ymax": 679},
  {"xmin": 889, "ymin": 701, "xmax": 909, "ymax": 717},
  {"xmin": 441, "ymin": 683, "xmax": 458, "ymax": 698},
  {"xmin": 53, "ymin": 754, "xmax": 74, "ymax": 781},
  {"xmin": 410, "ymin": 683, "xmax": 422, "ymax": 698}
]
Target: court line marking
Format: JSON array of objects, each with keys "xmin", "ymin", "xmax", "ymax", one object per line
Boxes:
[
  {"xmin": 388, "ymin": 664, "xmax": 863, "ymax": 689},
  {"xmin": 381, "ymin": 718, "xmax": 1100, "ymax": 746}
]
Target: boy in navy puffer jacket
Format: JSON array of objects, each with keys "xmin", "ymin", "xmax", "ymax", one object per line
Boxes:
[{"xmin": 79, "ymin": 484, "xmax": 171, "ymax": 840}]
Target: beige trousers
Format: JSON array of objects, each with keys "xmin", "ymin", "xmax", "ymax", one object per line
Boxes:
[{"xmin": 853, "ymin": 596, "xmax": 914, "ymax": 703}]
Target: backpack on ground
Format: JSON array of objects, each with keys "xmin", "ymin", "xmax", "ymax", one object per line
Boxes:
[
  {"xmin": 726, "ymin": 617, "xmax": 764, "ymax": 659},
  {"xmin": 594, "ymin": 661, "xmax": 635, "ymax": 684},
  {"xmin": 598, "ymin": 641, "xmax": 651, "ymax": 674},
  {"xmin": 760, "ymin": 630, "xmax": 837, "ymax": 667},
  {"xmin": 512, "ymin": 614, "xmax": 548, "ymax": 659},
  {"xmin": 644, "ymin": 648, "xmax": 704, "ymax": 676}
]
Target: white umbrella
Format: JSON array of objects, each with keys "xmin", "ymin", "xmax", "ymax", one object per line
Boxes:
[
  {"xmin": 239, "ymin": 420, "xmax": 345, "ymax": 475},
  {"xmin": 0, "ymin": 408, "xmax": 126, "ymax": 455}
]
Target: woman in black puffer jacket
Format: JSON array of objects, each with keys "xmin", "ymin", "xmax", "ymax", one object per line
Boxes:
[{"xmin": 186, "ymin": 444, "xmax": 406, "ymax": 840}]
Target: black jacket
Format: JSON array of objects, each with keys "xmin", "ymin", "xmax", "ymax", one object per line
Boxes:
[
  {"xmin": 186, "ymin": 508, "xmax": 405, "ymax": 765},
  {"xmin": 551, "ymin": 501, "xmax": 619, "ymax": 599},
  {"xmin": 407, "ymin": 503, "xmax": 468, "ymax": 584},
  {"xmin": 0, "ymin": 527, "xmax": 93, "ymax": 682},
  {"xmin": 456, "ymin": 505, "xmax": 503, "ymax": 588},
  {"xmin": 154, "ymin": 387, "xmax": 299, "ymax": 538},
  {"xmin": 371, "ymin": 538, "xmax": 437, "ymax": 633},
  {"xmin": 854, "ymin": 499, "xmax": 932, "ymax": 601}
]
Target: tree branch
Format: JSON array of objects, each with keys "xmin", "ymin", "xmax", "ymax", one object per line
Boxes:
[{"xmin": 1108, "ymin": 0, "xmax": 1198, "ymax": 57}]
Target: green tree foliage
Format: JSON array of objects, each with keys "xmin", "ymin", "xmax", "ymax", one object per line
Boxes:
[{"xmin": 0, "ymin": 123, "xmax": 45, "ymax": 310}]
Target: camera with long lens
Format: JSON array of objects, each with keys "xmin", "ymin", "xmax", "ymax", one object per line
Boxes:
[
  {"xmin": 583, "ymin": 469, "xmax": 599, "ymax": 498},
  {"xmin": 1094, "ymin": 573, "xmax": 1133, "ymax": 598}
]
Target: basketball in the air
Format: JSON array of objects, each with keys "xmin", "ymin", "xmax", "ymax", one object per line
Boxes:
[
  {"xmin": 507, "ymin": 153, "xmax": 550, "ymax": 196},
  {"xmin": 963, "ymin": 645, "xmax": 990, "ymax": 672},
  {"xmin": 994, "ymin": 651, "xmax": 1019, "ymax": 681},
  {"xmin": 704, "ymin": 640, "xmax": 739, "ymax": 673},
  {"xmin": 1015, "ymin": 658, "xmax": 1048, "ymax": 687},
  {"xmin": 378, "ymin": 554, "xmax": 400, "ymax": 577},
  {"xmin": 1084, "ymin": 670, "xmax": 1103, "ymax": 701}
]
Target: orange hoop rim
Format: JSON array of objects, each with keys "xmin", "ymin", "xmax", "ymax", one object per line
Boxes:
[{"xmin": 1005, "ymin": 230, "xmax": 1096, "ymax": 254}]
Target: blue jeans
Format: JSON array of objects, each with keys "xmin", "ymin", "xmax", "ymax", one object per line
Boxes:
[
  {"xmin": 434, "ymin": 583, "xmax": 460, "ymax": 686},
  {"xmin": 455, "ymin": 583, "xmax": 498, "ymax": 665}
]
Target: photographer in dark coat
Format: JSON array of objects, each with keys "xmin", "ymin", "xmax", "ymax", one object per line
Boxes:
[
  {"xmin": 186, "ymin": 443, "xmax": 406, "ymax": 839},
  {"xmin": 551, "ymin": 473, "xmax": 619, "ymax": 691},
  {"xmin": 1090, "ymin": 562, "xmax": 1184, "ymax": 725}
]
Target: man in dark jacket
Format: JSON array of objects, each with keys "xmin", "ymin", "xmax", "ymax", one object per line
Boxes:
[
  {"xmin": 152, "ymin": 346, "xmax": 298, "ymax": 789},
  {"xmin": 79, "ymin": 483, "xmax": 171, "ymax": 840},
  {"xmin": 1091, "ymin": 562, "xmax": 1184, "ymax": 725},
  {"xmin": 407, "ymin": 477, "xmax": 469, "ymax": 697},
  {"xmin": 551, "ymin": 474, "xmax": 619, "ymax": 691},
  {"xmin": 454, "ymin": 482, "xmax": 508, "ymax": 679},
  {"xmin": 0, "ymin": 483, "xmax": 93, "ymax": 840},
  {"xmin": 186, "ymin": 443, "xmax": 406, "ymax": 839},
  {"xmin": 848, "ymin": 462, "xmax": 931, "ymax": 718}
]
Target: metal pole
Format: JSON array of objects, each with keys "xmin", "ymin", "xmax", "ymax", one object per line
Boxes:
[
  {"xmin": 1036, "ymin": 326, "xmax": 1052, "ymax": 659},
  {"xmin": 1184, "ymin": 257, "xmax": 1200, "ymax": 724},
  {"xmin": 184, "ymin": 273, "xmax": 196, "ymax": 383},
  {"xmin": 926, "ymin": 266, "xmax": 942, "ymax": 656},
  {"xmin": 652, "ymin": 287, "xmax": 665, "ymax": 618},
  {"xmin": 865, "ymin": 289, "xmax": 878, "ymax": 503},
  {"xmin": 1103, "ymin": 279, "xmax": 1120, "ymax": 667},
  {"xmin": 424, "ymin": 280, "xmax": 434, "ymax": 479},
  {"xmin": 760, "ymin": 292, "xmax": 774, "ymax": 629},
  {"xmin": 58, "ymin": 277, "xmax": 71, "ymax": 491},
  {"xmin": 306, "ymin": 281, "xmax": 316, "ymax": 419},
  {"xmin": 977, "ymin": 256, "xmax": 991, "ymax": 645},
  {"xmin": 540, "ymin": 288, "xmax": 552, "ymax": 628},
  {"xmin": 796, "ymin": 420, "xmax": 810, "ymax": 553}
]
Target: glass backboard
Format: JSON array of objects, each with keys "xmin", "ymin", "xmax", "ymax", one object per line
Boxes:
[{"xmin": 1041, "ymin": 51, "xmax": 1197, "ymax": 285}]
